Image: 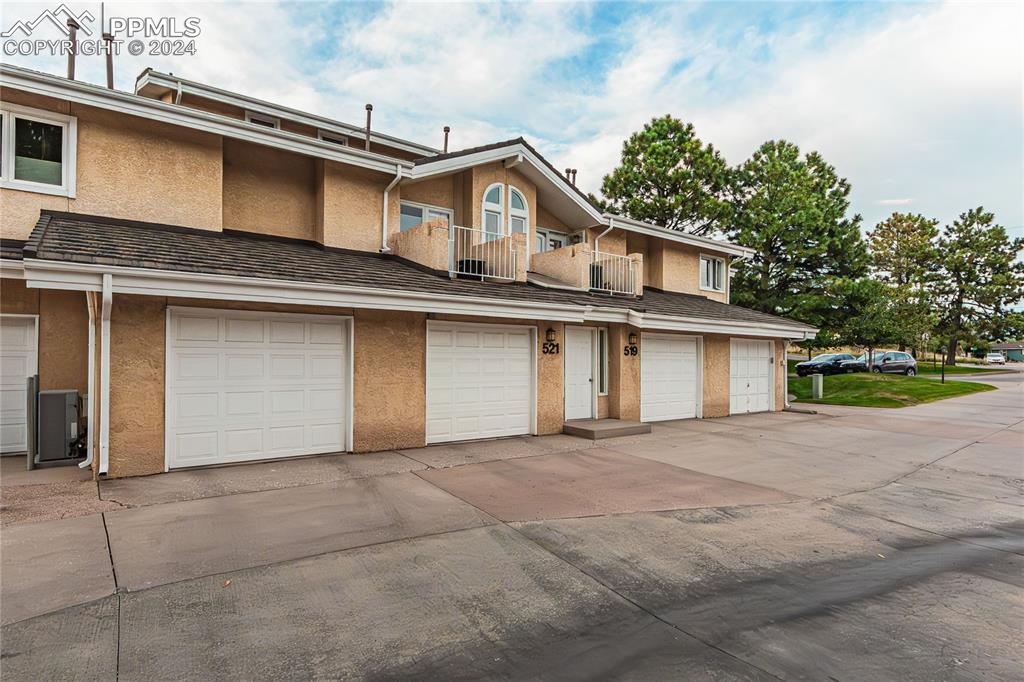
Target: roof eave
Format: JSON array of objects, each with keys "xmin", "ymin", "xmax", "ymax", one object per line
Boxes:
[{"xmin": 0, "ymin": 63, "xmax": 414, "ymax": 175}]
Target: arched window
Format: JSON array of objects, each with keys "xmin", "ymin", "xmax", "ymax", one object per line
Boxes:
[
  {"xmin": 509, "ymin": 186, "xmax": 528, "ymax": 236},
  {"xmin": 482, "ymin": 183, "xmax": 504, "ymax": 241}
]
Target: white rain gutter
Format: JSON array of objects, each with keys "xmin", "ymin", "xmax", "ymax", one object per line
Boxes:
[
  {"xmin": 79, "ymin": 291, "xmax": 96, "ymax": 470},
  {"xmin": 98, "ymin": 273, "xmax": 112, "ymax": 475},
  {"xmin": 381, "ymin": 163, "xmax": 403, "ymax": 253}
]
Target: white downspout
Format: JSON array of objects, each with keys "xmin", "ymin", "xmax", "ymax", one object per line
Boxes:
[
  {"xmin": 79, "ymin": 291, "xmax": 96, "ymax": 469},
  {"xmin": 784, "ymin": 339, "xmax": 791, "ymax": 409},
  {"xmin": 380, "ymin": 163, "xmax": 403, "ymax": 252},
  {"xmin": 98, "ymin": 273, "xmax": 112, "ymax": 475},
  {"xmin": 594, "ymin": 216, "xmax": 615, "ymax": 254}
]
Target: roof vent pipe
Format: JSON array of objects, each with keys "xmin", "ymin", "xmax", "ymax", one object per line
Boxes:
[
  {"xmin": 364, "ymin": 104, "xmax": 373, "ymax": 151},
  {"xmin": 571, "ymin": 169, "xmax": 577, "ymax": 186},
  {"xmin": 103, "ymin": 33, "xmax": 114, "ymax": 88},
  {"xmin": 443, "ymin": 126, "xmax": 450, "ymax": 154},
  {"xmin": 565, "ymin": 168, "xmax": 571, "ymax": 179},
  {"xmin": 66, "ymin": 18, "xmax": 80, "ymax": 79}
]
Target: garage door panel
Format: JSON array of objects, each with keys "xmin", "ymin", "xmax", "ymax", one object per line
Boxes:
[
  {"xmin": 730, "ymin": 339, "xmax": 773, "ymax": 414},
  {"xmin": 0, "ymin": 317, "xmax": 37, "ymax": 454},
  {"xmin": 269, "ymin": 320, "xmax": 305, "ymax": 343},
  {"xmin": 176, "ymin": 315, "xmax": 219, "ymax": 342},
  {"xmin": 426, "ymin": 324, "xmax": 533, "ymax": 444},
  {"xmin": 168, "ymin": 310, "xmax": 348, "ymax": 469},
  {"xmin": 641, "ymin": 334, "xmax": 698, "ymax": 423}
]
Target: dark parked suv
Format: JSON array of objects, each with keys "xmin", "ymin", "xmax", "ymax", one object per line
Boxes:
[
  {"xmin": 842, "ymin": 351, "xmax": 918, "ymax": 376},
  {"xmin": 795, "ymin": 353, "xmax": 857, "ymax": 377}
]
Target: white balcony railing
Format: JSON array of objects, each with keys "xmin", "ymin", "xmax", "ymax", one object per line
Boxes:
[
  {"xmin": 448, "ymin": 225, "xmax": 517, "ymax": 281},
  {"xmin": 590, "ymin": 251, "xmax": 635, "ymax": 295}
]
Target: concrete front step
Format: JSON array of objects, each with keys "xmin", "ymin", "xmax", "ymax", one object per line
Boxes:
[{"xmin": 562, "ymin": 419, "xmax": 652, "ymax": 440}]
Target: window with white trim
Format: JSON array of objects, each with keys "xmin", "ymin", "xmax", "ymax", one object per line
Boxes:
[
  {"xmin": 535, "ymin": 228, "xmax": 568, "ymax": 253},
  {"xmin": 700, "ymin": 255, "xmax": 726, "ymax": 292},
  {"xmin": 598, "ymin": 328, "xmax": 609, "ymax": 395},
  {"xmin": 245, "ymin": 111, "xmax": 280, "ymax": 129},
  {"xmin": 318, "ymin": 130, "xmax": 349, "ymax": 146},
  {"xmin": 399, "ymin": 201, "xmax": 452, "ymax": 232},
  {"xmin": 509, "ymin": 186, "xmax": 528, "ymax": 236},
  {"xmin": 0, "ymin": 103, "xmax": 77, "ymax": 197},
  {"xmin": 482, "ymin": 183, "xmax": 504, "ymax": 241}
]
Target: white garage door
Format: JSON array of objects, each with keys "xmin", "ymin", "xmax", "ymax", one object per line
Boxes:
[
  {"xmin": 641, "ymin": 333, "xmax": 699, "ymax": 422},
  {"xmin": 0, "ymin": 316, "xmax": 37, "ymax": 453},
  {"xmin": 167, "ymin": 308, "xmax": 349, "ymax": 469},
  {"xmin": 426, "ymin": 322, "xmax": 533, "ymax": 444},
  {"xmin": 730, "ymin": 339, "xmax": 773, "ymax": 414}
]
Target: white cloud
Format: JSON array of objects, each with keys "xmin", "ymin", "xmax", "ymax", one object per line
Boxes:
[{"xmin": 1, "ymin": 1, "xmax": 1020, "ymax": 232}]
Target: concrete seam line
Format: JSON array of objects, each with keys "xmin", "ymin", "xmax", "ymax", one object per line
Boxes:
[
  {"xmin": 408, "ymin": 476, "xmax": 787, "ymax": 681},
  {"xmin": 107, "ymin": 522, "xmax": 500, "ymax": 596}
]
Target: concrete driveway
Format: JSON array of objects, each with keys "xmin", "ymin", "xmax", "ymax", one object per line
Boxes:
[{"xmin": 2, "ymin": 374, "xmax": 1021, "ymax": 680}]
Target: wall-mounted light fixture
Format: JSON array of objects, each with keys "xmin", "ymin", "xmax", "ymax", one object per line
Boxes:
[
  {"xmin": 546, "ymin": 328, "xmax": 557, "ymax": 343},
  {"xmin": 628, "ymin": 332, "xmax": 638, "ymax": 345}
]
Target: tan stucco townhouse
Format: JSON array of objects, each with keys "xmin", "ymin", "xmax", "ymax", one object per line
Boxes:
[{"xmin": 0, "ymin": 63, "xmax": 815, "ymax": 479}]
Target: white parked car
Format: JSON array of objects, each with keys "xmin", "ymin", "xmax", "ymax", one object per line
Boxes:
[{"xmin": 985, "ymin": 352, "xmax": 1006, "ymax": 365}]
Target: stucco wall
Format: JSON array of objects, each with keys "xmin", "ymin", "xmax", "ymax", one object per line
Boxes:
[
  {"xmin": 401, "ymin": 177, "xmax": 456, "ymax": 210},
  {"xmin": 647, "ymin": 241, "xmax": 730, "ymax": 304},
  {"xmin": 353, "ymin": 309, "xmax": 426, "ymax": 452},
  {"xmin": 108, "ymin": 295, "xmax": 166, "ymax": 478},
  {"xmin": 587, "ymin": 227, "xmax": 628, "ymax": 256},
  {"xmin": 531, "ymin": 243, "xmax": 590, "ymax": 288},
  {"xmin": 318, "ymin": 162, "xmax": 399, "ymax": 252},
  {"xmin": 0, "ymin": 279, "xmax": 88, "ymax": 396},
  {"xmin": 537, "ymin": 205, "xmax": 569, "ymax": 233},
  {"xmin": 607, "ymin": 324, "xmax": 641, "ymax": 421},
  {"xmin": 223, "ymin": 138, "xmax": 316, "ymax": 240},
  {"xmin": 0, "ymin": 92, "xmax": 223, "ymax": 239},
  {"xmin": 702, "ymin": 334, "xmax": 731, "ymax": 418},
  {"xmin": 387, "ymin": 219, "xmax": 449, "ymax": 272},
  {"xmin": 38, "ymin": 289, "xmax": 89, "ymax": 395},
  {"xmin": 0, "ymin": 277, "xmax": 39, "ymax": 314}
]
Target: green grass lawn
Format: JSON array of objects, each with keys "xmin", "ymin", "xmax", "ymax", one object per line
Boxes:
[
  {"xmin": 915, "ymin": 364, "xmax": 1006, "ymax": 375},
  {"xmin": 787, "ymin": 358, "xmax": 1005, "ymax": 377},
  {"xmin": 790, "ymin": 373, "xmax": 995, "ymax": 408}
]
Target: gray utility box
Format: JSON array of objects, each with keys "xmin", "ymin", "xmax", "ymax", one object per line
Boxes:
[{"xmin": 38, "ymin": 390, "xmax": 80, "ymax": 462}]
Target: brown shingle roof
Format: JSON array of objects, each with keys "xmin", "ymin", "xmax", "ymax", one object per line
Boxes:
[{"xmin": 19, "ymin": 211, "xmax": 814, "ymax": 332}]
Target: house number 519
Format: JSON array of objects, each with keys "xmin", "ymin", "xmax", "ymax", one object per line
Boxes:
[{"xmin": 623, "ymin": 345, "xmax": 638, "ymax": 356}]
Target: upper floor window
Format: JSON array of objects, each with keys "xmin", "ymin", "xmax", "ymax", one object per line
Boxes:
[
  {"xmin": 700, "ymin": 254, "xmax": 725, "ymax": 292},
  {"xmin": 318, "ymin": 130, "xmax": 349, "ymax": 146},
  {"xmin": 0, "ymin": 103, "xmax": 77, "ymax": 198},
  {"xmin": 509, "ymin": 186, "xmax": 528, "ymax": 236},
  {"xmin": 482, "ymin": 183, "xmax": 504, "ymax": 241},
  {"xmin": 245, "ymin": 111, "xmax": 280, "ymax": 129},
  {"xmin": 400, "ymin": 201, "xmax": 452, "ymax": 232}
]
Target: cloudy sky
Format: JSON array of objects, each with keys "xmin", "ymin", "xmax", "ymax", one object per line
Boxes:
[{"xmin": 3, "ymin": 1, "xmax": 1021, "ymax": 236}]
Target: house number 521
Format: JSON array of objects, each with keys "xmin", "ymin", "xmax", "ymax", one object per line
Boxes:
[{"xmin": 542, "ymin": 342, "xmax": 560, "ymax": 355}]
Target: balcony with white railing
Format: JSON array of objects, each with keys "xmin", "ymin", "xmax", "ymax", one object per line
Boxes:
[
  {"xmin": 448, "ymin": 224, "xmax": 521, "ymax": 282},
  {"xmin": 590, "ymin": 251, "xmax": 636, "ymax": 296}
]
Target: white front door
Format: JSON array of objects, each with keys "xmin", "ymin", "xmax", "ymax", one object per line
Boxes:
[
  {"xmin": 426, "ymin": 322, "xmax": 534, "ymax": 443},
  {"xmin": 0, "ymin": 316, "xmax": 37, "ymax": 453},
  {"xmin": 564, "ymin": 326, "xmax": 595, "ymax": 421},
  {"xmin": 640, "ymin": 333, "xmax": 699, "ymax": 422},
  {"xmin": 166, "ymin": 308, "xmax": 349, "ymax": 469},
  {"xmin": 730, "ymin": 339, "xmax": 773, "ymax": 414}
]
